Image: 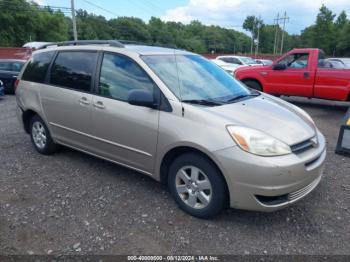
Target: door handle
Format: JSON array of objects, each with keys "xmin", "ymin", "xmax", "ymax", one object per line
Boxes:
[
  {"xmin": 93, "ymin": 101, "xmax": 105, "ymax": 109},
  {"xmin": 78, "ymin": 97, "xmax": 90, "ymax": 105},
  {"xmin": 304, "ymin": 72, "xmax": 310, "ymax": 79}
]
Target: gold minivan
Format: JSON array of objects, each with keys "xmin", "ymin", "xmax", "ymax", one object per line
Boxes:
[{"xmin": 16, "ymin": 41, "xmax": 326, "ymax": 218}]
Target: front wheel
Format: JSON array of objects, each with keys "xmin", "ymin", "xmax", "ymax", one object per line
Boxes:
[{"xmin": 168, "ymin": 153, "xmax": 228, "ymax": 218}]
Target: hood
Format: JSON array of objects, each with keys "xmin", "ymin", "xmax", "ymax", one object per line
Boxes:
[
  {"xmin": 235, "ymin": 64, "xmax": 270, "ymax": 74},
  {"xmin": 203, "ymin": 95, "xmax": 315, "ymax": 145}
]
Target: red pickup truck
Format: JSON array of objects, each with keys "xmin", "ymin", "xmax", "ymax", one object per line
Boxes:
[{"xmin": 235, "ymin": 48, "xmax": 350, "ymax": 101}]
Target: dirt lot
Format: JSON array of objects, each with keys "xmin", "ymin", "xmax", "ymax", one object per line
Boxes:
[{"xmin": 0, "ymin": 95, "xmax": 349, "ymax": 255}]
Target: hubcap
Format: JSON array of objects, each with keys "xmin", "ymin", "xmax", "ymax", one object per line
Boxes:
[
  {"xmin": 32, "ymin": 121, "xmax": 47, "ymax": 149},
  {"xmin": 175, "ymin": 166, "xmax": 212, "ymax": 209}
]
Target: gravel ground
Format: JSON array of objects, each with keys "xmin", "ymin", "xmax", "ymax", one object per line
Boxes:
[{"xmin": 0, "ymin": 95, "xmax": 349, "ymax": 256}]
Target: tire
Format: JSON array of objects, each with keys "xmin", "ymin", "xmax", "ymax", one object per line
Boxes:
[
  {"xmin": 168, "ymin": 153, "xmax": 228, "ymax": 218},
  {"xmin": 30, "ymin": 115, "xmax": 58, "ymax": 155},
  {"xmin": 243, "ymin": 80, "xmax": 262, "ymax": 91}
]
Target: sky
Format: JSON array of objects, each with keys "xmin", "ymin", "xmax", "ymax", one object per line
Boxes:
[{"xmin": 34, "ymin": 0, "xmax": 350, "ymax": 34}]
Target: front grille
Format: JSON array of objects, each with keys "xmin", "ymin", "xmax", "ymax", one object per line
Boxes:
[
  {"xmin": 291, "ymin": 138, "xmax": 314, "ymax": 154},
  {"xmin": 288, "ymin": 176, "xmax": 321, "ymax": 201}
]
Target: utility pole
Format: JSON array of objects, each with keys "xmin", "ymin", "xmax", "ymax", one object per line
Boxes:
[
  {"xmin": 255, "ymin": 16, "xmax": 261, "ymax": 58},
  {"xmin": 273, "ymin": 13, "xmax": 279, "ymax": 55},
  {"xmin": 71, "ymin": 0, "xmax": 78, "ymax": 41},
  {"xmin": 250, "ymin": 16, "xmax": 256, "ymax": 55},
  {"xmin": 279, "ymin": 11, "xmax": 289, "ymax": 54}
]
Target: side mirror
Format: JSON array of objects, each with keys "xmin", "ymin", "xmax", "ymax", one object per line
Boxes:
[
  {"xmin": 128, "ymin": 89, "xmax": 157, "ymax": 109},
  {"xmin": 273, "ymin": 63, "xmax": 287, "ymax": 70}
]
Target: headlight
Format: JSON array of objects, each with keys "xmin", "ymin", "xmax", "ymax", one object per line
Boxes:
[{"xmin": 226, "ymin": 126, "xmax": 292, "ymax": 156}]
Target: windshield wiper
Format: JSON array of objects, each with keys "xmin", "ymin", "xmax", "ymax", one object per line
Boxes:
[
  {"xmin": 225, "ymin": 92, "xmax": 260, "ymax": 103},
  {"xmin": 182, "ymin": 99, "xmax": 223, "ymax": 106}
]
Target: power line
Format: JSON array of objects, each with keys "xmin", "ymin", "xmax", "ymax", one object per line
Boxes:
[
  {"xmin": 81, "ymin": 0, "xmax": 119, "ymax": 17},
  {"xmin": 0, "ymin": 6, "xmax": 72, "ymax": 15},
  {"xmin": 126, "ymin": 0, "xmax": 158, "ymax": 17}
]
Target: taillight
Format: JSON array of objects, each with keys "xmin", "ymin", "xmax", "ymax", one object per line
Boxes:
[{"xmin": 14, "ymin": 79, "xmax": 20, "ymax": 92}]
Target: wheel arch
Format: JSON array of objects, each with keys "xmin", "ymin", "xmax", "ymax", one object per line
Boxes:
[
  {"xmin": 22, "ymin": 108, "xmax": 47, "ymax": 134},
  {"xmin": 241, "ymin": 78, "xmax": 264, "ymax": 91},
  {"xmin": 158, "ymin": 145, "xmax": 230, "ymax": 204}
]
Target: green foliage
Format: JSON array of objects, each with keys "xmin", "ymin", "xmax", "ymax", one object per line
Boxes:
[
  {"xmin": 300, "ymin": 5, "xmax": 349, "ymax": 56},
  {"xmin": 0, "ymin": 0, "xmax": 69, "ymax": 46},
  {"xmin": 0, "ymin": 1, "xmax": 349, "ymax": 56}
]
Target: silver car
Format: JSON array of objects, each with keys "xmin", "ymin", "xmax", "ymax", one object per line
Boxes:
[{"xmin": 16, "ymin": 40, "xmax": 326, "ymax": 218}]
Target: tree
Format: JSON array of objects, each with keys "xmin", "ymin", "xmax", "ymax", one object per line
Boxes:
[{"xmin": 243, "ymin": 16, "xmax": 264, "ymax": 39}]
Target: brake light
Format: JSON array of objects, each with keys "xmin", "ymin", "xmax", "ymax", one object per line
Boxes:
[{"xmin": 14, "ymin": 79, "xmax": 20, "ymax": 91}]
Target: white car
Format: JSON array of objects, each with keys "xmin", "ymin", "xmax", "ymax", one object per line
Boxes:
[
  {"xmin": 23, "ymin": 42, "xmax": 53, "ymax": 50},
  {"xmin": 211, "ymin": 59, "xmax": 242, "ymax": 75},
  {"xmin": 327, "ymin": 58, "xmax": 350, "ymax": 69},
  {"xmin": 216, "ymin": 55, "xmax": 261, "ymax": 67}
]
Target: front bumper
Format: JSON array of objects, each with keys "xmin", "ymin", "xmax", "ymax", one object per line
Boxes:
[{"xmin": 214, "ymin": 130, "xmax": 326, "ymax": 212}]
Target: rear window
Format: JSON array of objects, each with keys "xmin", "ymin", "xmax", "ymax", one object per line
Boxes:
[
  {"xmin": 50, "ymin": 51, "xmax": 97, "ymax": 92},
  {"xmin": 22, "ymin": 51, "xmax": 55, "ymax": 83}
]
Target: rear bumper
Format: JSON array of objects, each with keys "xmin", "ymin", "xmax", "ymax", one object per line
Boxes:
[
  {"xmin": 16, "ymin": 106, "xmax": 24, "ymax": 130},
  {"xmin": 214, "ymin": 130, "xmax": 326, "ymax": 212}
]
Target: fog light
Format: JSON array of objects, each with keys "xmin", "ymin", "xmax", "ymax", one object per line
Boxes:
[{"xmin": 336, "ymin": 107, "xmax": 350, "ymax": 155}]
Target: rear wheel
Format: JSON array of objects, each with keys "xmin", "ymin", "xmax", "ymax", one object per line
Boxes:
[
  {"xmin": 168, "ymin": 153, "xmax": 227, "ymax": 218},
  {"xmin": 30, "ymin": 115, "xmax": 58, "ymax": 155},
  {"xmin": 243, "ymin": 80, "xmax": 262, "ymax": 91}
]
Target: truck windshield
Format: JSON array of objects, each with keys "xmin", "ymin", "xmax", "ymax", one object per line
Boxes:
[{"xmin": 142, "ymin": 54, "xmax": 252, "ymax": 104}]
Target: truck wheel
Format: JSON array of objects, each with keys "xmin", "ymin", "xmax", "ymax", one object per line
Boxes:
[{"xmin": 243, "ymin": 80, "xmax": 262, "ymax": 92}]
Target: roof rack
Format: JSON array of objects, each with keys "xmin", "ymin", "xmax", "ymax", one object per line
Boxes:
[
  {"xmin": 38, "ymin": 40, "xmax": 124, "ymax": 50},
  {"xmin": 117, "ymin": 40, "xmax": 178, "ymax": 49}
]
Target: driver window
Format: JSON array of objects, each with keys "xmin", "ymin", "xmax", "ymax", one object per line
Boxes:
[
  {"xmin": 99, "ymin": 53, "xmax": 155, "ymax": 101},
  {"xmin": 278, "ymin": 53, "xmax": 309, "ymax": 69}
]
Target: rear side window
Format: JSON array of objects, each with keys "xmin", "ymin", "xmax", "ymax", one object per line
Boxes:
[
  {"xmin": 50, "ymin": 51, "xmax": 97, "ymax": 92},
  {"xmin": 22, "ymin": 51, "xmax": 55, "ymax": 83}
]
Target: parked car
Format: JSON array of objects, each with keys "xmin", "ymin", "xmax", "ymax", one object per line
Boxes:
[
  {"xmin": 255, "ymin": 59, "xmax": 273, "ymax": 66},
  {"xmin": 0, "ymin": 80, "xmax": 4, "ymax": 98},
  {"xmin": 0, "ymin": 59, "xmax": 26, "ymax": 94},
  {"xmin": 327, "ymin": 58, "xmax": 350, "ymax": 68},
  {"xmin": 16, "ymin": 40, "xmax": 326, "ymax": 218},
  {"xmin": 23, "ymin": 42, "xmax": 53, "ymax": 50},
  {"xmin": 211, "ymin": 59, "xmax": 242, "ymax": 74},
  {"xmin": 235, "ymin": 48, "xmax": 350, "ymax": 101},
  {"xmin": 216, "ymin": 55, "xmax": 261, "ymax": 67},
  {"xmin": 323, "ymin": 59, "xmax": 346, "ymax": 69}
]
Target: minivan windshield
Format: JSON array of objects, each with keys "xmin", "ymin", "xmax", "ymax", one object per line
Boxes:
[{"xmin": 142, "ymin": 54, "xmax": 255, "ymax": 104}]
